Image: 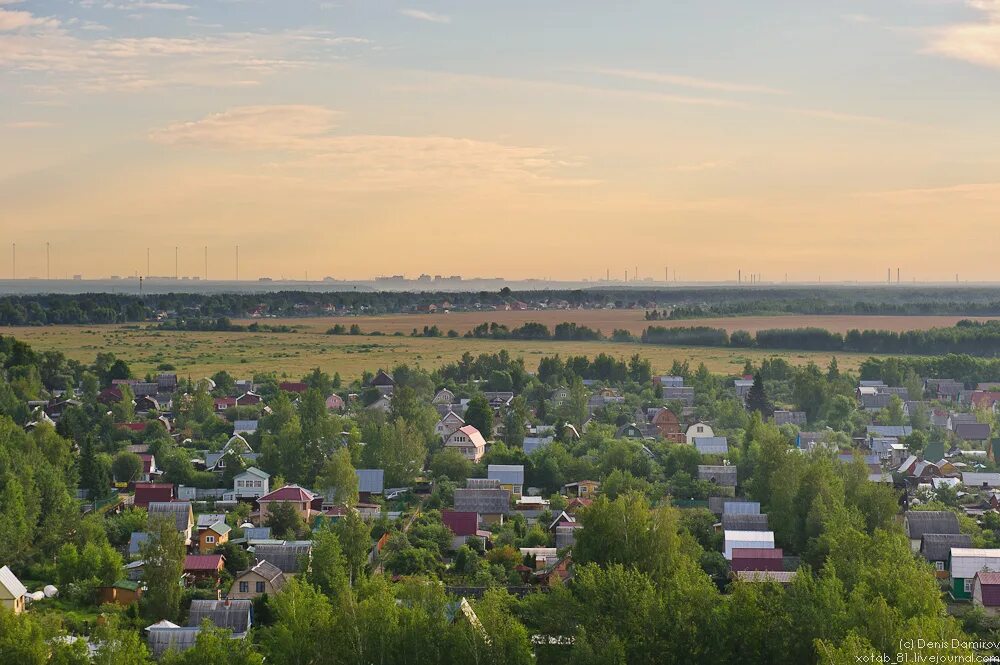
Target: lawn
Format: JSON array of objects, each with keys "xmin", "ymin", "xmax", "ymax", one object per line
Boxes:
[{"xmin": 2, "ymin": 324, "xmax": 877, "ymax": 381}]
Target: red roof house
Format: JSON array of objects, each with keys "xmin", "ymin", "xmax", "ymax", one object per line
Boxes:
[
  {"xmin": 441, "ymin": 510, "xmax": 479, "ymax": 537},
  {"xmin": 279, "ymin": 382, "xmax": 309, "ymax": 394},
  {"xmin": 134, "ymin": 483, "xmax": 174, "ymax": 508},
  {"xmin": 184, "ymin": 555, "xmax": 225, "ymax": 584},
  {"xmin": 973, "ymin": 571, "xmax": 1000, "ymax": 612},
  {"xmin": 730, "ymin": 548, "xmax": 784, "ymax": 573},
  {"xmin": 214, "ymin": 397, "xmax": 237, "ymax": 411}
]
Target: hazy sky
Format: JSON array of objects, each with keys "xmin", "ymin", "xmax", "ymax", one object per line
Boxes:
[{"xmin": 2, "ymin": 1, "xmax": 1000, "ymax": 282}]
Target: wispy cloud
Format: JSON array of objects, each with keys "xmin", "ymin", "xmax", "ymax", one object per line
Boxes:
[
  {"xmin": 926, "ymin": 0, "xmax": 1000, "ymax": 69},
  {"xmin": 399, "ymin": 8, "xmax": 451, "ymax": 24},
  {"xmin": 0, "ymin": 7, "xmax": 58, "ymax": 31},
  {"xmin": 149, "ymin": 105, "xmax": 591, "ymax": 190},
  {"xmin": 4, "ymin": 120, "xmax": 57, "ymax": 128},
  {"xmin": 585, "ymin": 67, "xmax": 787, "ymax": 95}
]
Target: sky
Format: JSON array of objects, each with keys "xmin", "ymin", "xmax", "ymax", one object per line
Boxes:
[{"xmin": 2, "ymin": 0, "xmax": 1000, "ymax": 282}]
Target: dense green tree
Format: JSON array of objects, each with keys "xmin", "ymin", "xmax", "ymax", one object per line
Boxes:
[
  {"xmin": 314, "ymin": 447, "xmax": 358, "ymax": 506},
  {"xmin": 463, "ymin": 394, "xmax": 494, "ymax": 438},
  {"xmin": 112, "ymin": 451, "xmax": 143, "ymax": 483},
  {"xmin": 141, "ymin": 515, "xmax": 187, "ymax": 622}
]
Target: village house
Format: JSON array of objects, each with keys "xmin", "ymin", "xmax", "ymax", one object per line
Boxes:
[
  {"xmin": 432, "ymin": 388, "xmax": 456, "ymax": 405},
  {"xmin": 920, "ymin": 533, "xmax": 973, "ymax": 577},
  {"xmin": 325, "ymin": 393, "xmax": 345, "ymax": 411},
  {"xmin": 183, "ymin": 554, "xmax": 225, "ymax": 586},
  {"xmin": 205, "ymin": 434, "xmax": 257, "ymax": 473},
  {"xmin": 904, "ymin": 511, "xmax": 961, "ymax": 553},
  {"xmin": 198, "ymin": 521, "xmax": 231, "ymax": 554},
  {"xmin": 694, "ymin": 436, "xmax": 729, "ymax": 456},
  {"xmin": 724, "ymin": 530, "xmax": 775, "ymax": 560},
  {"xmin": 954, "ymin": 422, "xmax": 991, "ymax": 444},
  {"xmin": 950, "ymin": 548, "xmax": 1000, "ymax": 600},
  {"xmin": 257, "ymin": 485, "xmax": 317, "ymax": 524},
  {"xmin": 772, "ymin": 410, "xmax": 807, "ymax": 427},
  {"xmin": 698, "ymin": 464, "xmax": 738, "ymax": 488},
  {"xmin": 369, "ymin": 369, "xmax": 396, "ymax": 396},
  {"xmin": 973, "ymin": 572, "xmax": 1000, "ymax": 614},
  {"xmin": 188, "ymin": 599, "xmax": 253, "ymax": 636},
  {"xmin": 134, "ymin": 482, "xmax": 174, "ymax": 508},
  {"xmin": 147, "ymin": 501, "xmax": 195, "ymax": 545},
  {"xmin": 355, "ymin": 469, "xmax": 385, "ymax": 502},
  {"xmin": 721, "ymin": 513, "xmax": 769, "ymax": 532},
  {"xmin": 441, "ymin": 510, "xmax": 489, "ymax": 550},
  {"xmin": 98, "ymin": 580, "xmax": 142, "ymax": 606},
  {"xmin": 0, "ymin": 566, "xmax": 27, "ymax": 614},
  {"xmin": 646, "ymin": 407, "xmax": 684, "ymax": 442},
  {"xmin": 454, "ymin": 479, "xmax": 510, "ymax": 525},
  {"xmin": 444, "ymin": 425, "xmax": 487, "ymax": 462},
  {"xmin": 230, "ymin": 560, "xmax": 286, "ymax": 600},
  {"xmin": 227, "ymin": 467, "xmax": 270, "ymax": 501},
  {"xmin": 435, "ymin": 411, "xmax": 466, "ymax": 441},
  {"xmin": 146, "ymin": 622, "xmax": 202, "ymax": 658},
  {"xmin": 488, "ymin": 464, "xmax": 524, "ymax": 498},
  {"xmin": 686, "ymin": 422, "xmax": 715, "ymax": 444},
  {"xmin": 730, "ymin": 548, "xmax": 783, "ymax": 573},
  {"xmin": 562, "ymin": 480, "xmax": 600, "ymax": 498}
]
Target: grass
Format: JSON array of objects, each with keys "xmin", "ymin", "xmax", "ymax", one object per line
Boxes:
[{"xmin": 2, "ymin": 323, "xmax": 879, "ymax": 381}]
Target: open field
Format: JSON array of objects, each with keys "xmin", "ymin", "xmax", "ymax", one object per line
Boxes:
[
  {"xmin": 236, "ymin": 312, "xmax": 1000, "ymax": 336},
  {"xmin": 2, "ymin": 324, "xmax": 880, "ymax": 381}
]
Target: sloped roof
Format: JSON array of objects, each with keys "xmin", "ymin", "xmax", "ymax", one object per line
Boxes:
[
  {"xmin": 694, "ymin": 437, "xmax": 729, "ymax": 455},
  {"xmin": 488, "ymin": 464, "xmax": 525, "ymax": 486},
  {"xmin": 920, "ymin": 533, "xmax": 973, "ymax": 561},
  {"xmin": 259, "ymin": 485, "xmax": 315, "ymax": 503},
  {"xmin": 239, "ymin": 559, "xmax": 285, "ymax": 590},
  {"xmin": 905, "ymin": 511, "xmax": 961, "ymax": 539},
  {"xmin": 698, "ymin": 465, "xmax": 737, "ymax": 487},
  {"xmin": 454, "ymin": 425, "xmax": 487, "ymax": 447},
  {"xmin": 184, "ymin": 555, "xmax": 224, "ymax": 572},
  {"xmin": 955, "ymin": 422, "xmax": 991, "ymax": 441},
  {"xmin": 441, "ymin": 510, "xmax": 479, "ymax": 537},
  {"xmin": 187, "ymin": 599, "xmax": 252, "ymax": 634},
  {"xmin": 722, "ymin": 513, "xmax": 769, "ymax": 532},
  {"xmin": 356, "ymin": 469, "xmax": 385, "ymax": 494},
  {"xmin": 252, "ymin": 542, "xmax": 312, "ymax": 573},
  {"xmin": 0, "ymin": 565, "xmax": 26, "ymax": 598},
  {"xmin": 148, "ymin": 502, "xmax": 192, "ymax": 531}
]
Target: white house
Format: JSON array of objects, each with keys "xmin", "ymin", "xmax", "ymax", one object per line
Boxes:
[
  {"xmin": 685, "ymin": 422, "xmax": 715, "ymax": 445},
  {"xmin": 229, "ymin": 467, "xmax": 270, "ymax": 500}
]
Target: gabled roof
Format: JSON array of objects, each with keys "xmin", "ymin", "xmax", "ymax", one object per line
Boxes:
[
  {"xmin": 0, "ymin": 565, "xmax": 27, "ymax": 598},
  {"xmin": 920, "ymin": 533, "xmax": 973, "ymax": 561},
  {"xmin": 441, "ymin": 510, "xmax": 479, "ymax": 537},
  {"xmin": 258, "ymin": 484, "xmax": 315, "ymax": 503},
  {"xmin": 148, "ymin": 501, "xmax": 193, "ymax": 531},
  {"xmin": 722, "ymin": 513, "xmax": 769, "ymax": 531},
  {"xmin": 356, "ymin": 469, "xmax": 385, "ymax": 494},
  {"xmin": 238, "ymin": 559, "xmax": 286, "ymax": 589},
  {"xmin": 955, "ymin": 422, "xmax": 991, "ymax": 441},
  {"xmin": 449, "ymin": 425, "xmax": 487, "ymax": 447},
  {"xmin": 252, "ymin": 541, "xmax": 312, "ymax": 573},
  {"xmin": 184, "ymin": 554, "xmax": 224, "ymax": 572},
  {"xmin": 187, "ymin": 599, "xmax": 252, "ymax": 634},
  {"xmin": 488, "ymin": 464, "xmax": 525, "ymax": 486},
  {"xmin": 904, "ymin": 511, "xmax": 960, "ymax": 539},
  {"xmin": 237, "ymin": 466, "xmax": 270, "ymax": 480}
]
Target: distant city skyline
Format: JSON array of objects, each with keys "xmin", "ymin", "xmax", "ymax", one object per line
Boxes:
[{"xmin": 3, "ymin": 1, "xmax": 1000, "ymax": 280}]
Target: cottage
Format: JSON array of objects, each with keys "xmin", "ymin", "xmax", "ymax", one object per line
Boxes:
[
  {"xmin": 904, "ymin": 511, "xmax": 960, "ymax": 552},
  {"xmin": 229, "ymin": 467, "xmax": 270, "ymax": 500},
  {"xmin": 205, "ymin": 434, "xmax": 256, "ymax": 473},
  {"xmin": 523, "ymin": 436, "xmax": 554, "ymax": 455},
  {"xmin": 444, "ymin": 425, "xmax": 487, "ymax": 463},
  {"xmin": 973, "ymin": 572, "xmax": 1000, "ymax": 614},
  {"xmin": 685, "ymin": 422, "xmax": 715, "ymax": 444},
  {"xmin": 454, "ymin": 479, "xmax": 510, "ymax": 524},
  {"xmin": 432, "ymin": 388, "xmax": 456, "ymax": 405},
  {"xmin": 698, "ymin": 465, "xmax": 737, "ymax": 488},
  {"xmin": 0, "ymin": 566, "xmax": 27, "ymax": 614},
  {"xmin": 355, "ymin": 469, "xmax": 385, "ymax": 502},
  {"xmin": 235, "ymin": 391, "xmax": 262, "ymax": 407},
  {"xmin": 188, "ymin": 599, "xmax": 252, "ymax": 635},
  {"xmin": 128, "ymin": 532, "xmax": 151, "ymax": 558},
  {"xmin": 230, "ymin": 560, "xmax": 286, "ymax": 600},
  {"xmin": 562, "ymin": 480, "xmax": 600, "ymax": 498},
  {"xmin": 435, "ymin": 411, "xmax": 466, "ymax": 441},
  {"xmin": 133, "ymin": 482, "xmax": 174, "ymax": 509},
  {"xmin": 257, "ymin": 485, "xmax": 317, "ymax": 524},
  {"xmin": 198, "ymin": 521, "xmax": 231, "ymax": 554},
  {"xmin": 950, "ymin": 548, "xmax": 1000, "ymax": 599},
  {"xmin": 488, "ymin": 464, "xmax": 524, "ymax": 498},
  {"xmin": 147, "ymin": 501, "xmax": 195, "ymax": 545},
  {"xmin": 724, "ymin": 530, "xmax": 775, "ymax": 560},
  {"xmin": 98, "ymin": 580, "xmax": 142, "ymax": 606},
  {"xmin": 647, "ymin": 408, "xmax": 684, "ymax": 442},
  {"xmin": 279, "ymin": 381, "xmax": 308, "ymax": 394},
  {"xmin": 369, "ymin": 369, "xmax": 396, "ymax": 395},
  {"xmin": 772, "ymin": 410, "xmax": 807, "ymax": 427},
  {"xmin": 962, "ymin": 472, "xmax": 1000, "ymax": 489},
  {"xmin": 920, "ymin": 533, "xmax": 973, "ymax": 577},
  {"xmin": 955, "ymin": 422, "xmax": 991, "ymax": 443},
  {"xmin": 441, "ymin": 510, "xmax": 488, "ymax": 549},
  {"xmin": 183, "ymin": 554, "xmax": 225, "ymax": 585},
  {"xmin": 325, "ymin": 393, "xmax": 345, "ymax": 411}
]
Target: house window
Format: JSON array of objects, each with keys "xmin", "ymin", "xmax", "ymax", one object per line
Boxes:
[
  {"xmin": 205, "ymin": 535, "xmax": 215, "ymax": 544},
  {"xmin": 935, "ymin": 561, "xmax": 944, "ymax": 572},
  {"xmin": 239, "ymin": 581, "xmax": 249, "ymax": 593},
  {"xmin": 256, "ymin": 582, "xmax": 265, "ymax": 593},
  {"xmin": 965, "ymin": 579, "xmax": 973, "ymax": 593}
]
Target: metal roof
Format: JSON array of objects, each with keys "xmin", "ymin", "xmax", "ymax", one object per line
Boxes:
[
  {"xmin": 488, "ymin": 465, "xmax": 525, "ymax": 486},
  {"xmin": 356, "ymin": 469, "xmax": 385, "ymax": 494}
]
